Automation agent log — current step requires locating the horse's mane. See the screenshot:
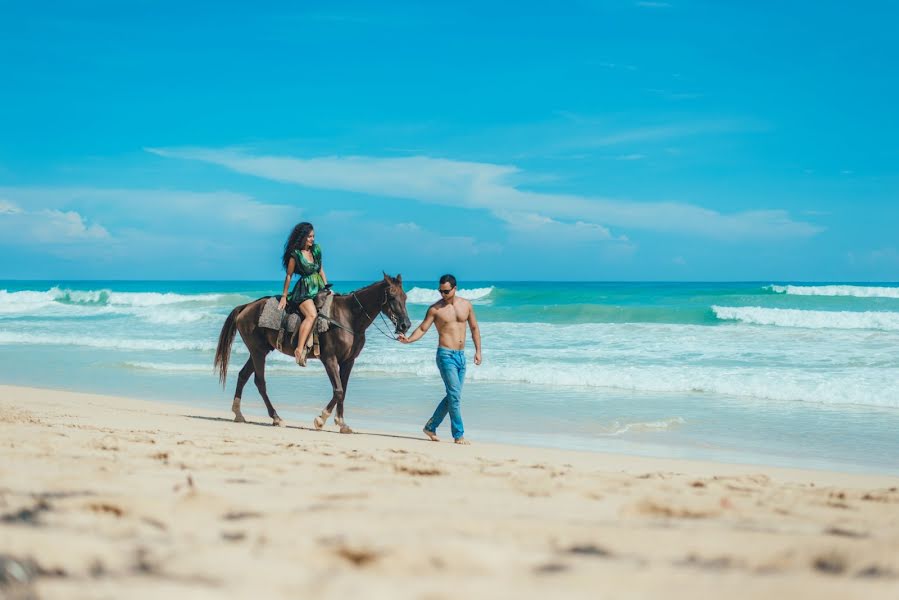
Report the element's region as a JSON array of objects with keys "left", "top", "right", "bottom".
[{"left": 335, "top": 278, "right": 388, "bottom": 298}]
